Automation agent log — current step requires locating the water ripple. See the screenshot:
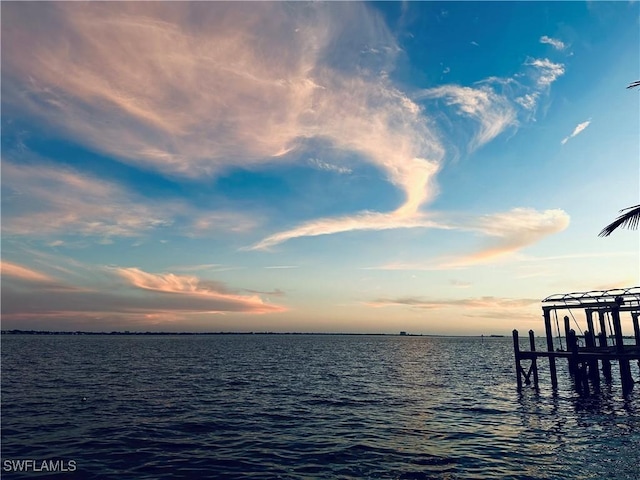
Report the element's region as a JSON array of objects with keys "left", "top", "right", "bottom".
[{"left": 2, "top": 335, "right": 639, "bottom": 479}]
